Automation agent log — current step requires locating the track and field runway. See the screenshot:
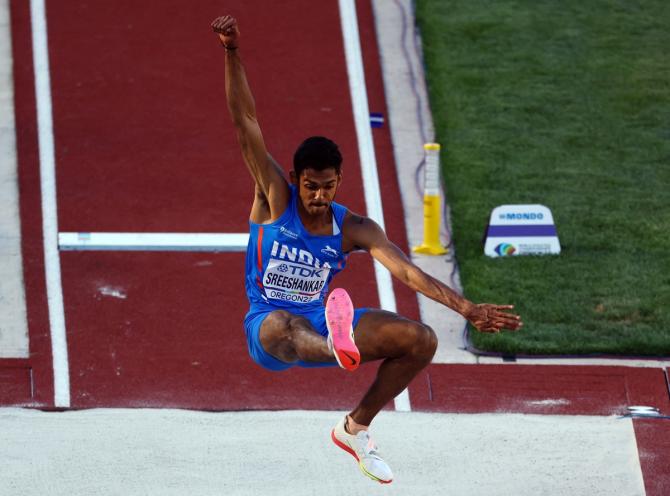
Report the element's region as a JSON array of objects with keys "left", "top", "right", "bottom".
[{"left": 2, "top": 0, "right": 669, "bottom": 494}]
